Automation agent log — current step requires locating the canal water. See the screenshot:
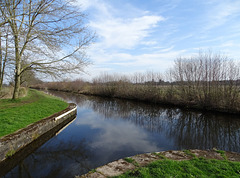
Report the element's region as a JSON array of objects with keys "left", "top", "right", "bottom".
[{"left": 3, "top": 91, "right": 240, "bottom": 177}]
